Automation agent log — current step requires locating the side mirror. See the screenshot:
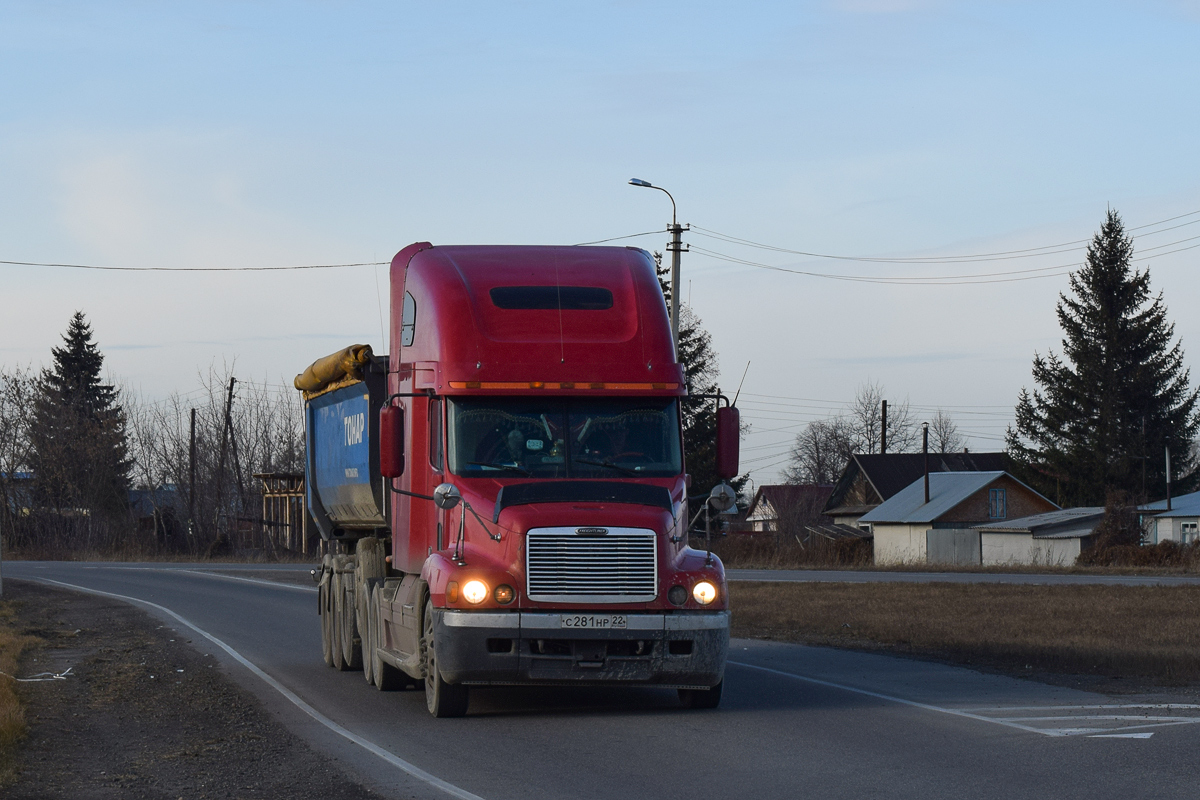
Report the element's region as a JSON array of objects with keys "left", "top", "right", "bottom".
[
  {"left": 716, "top": 406, "right": 740, "bottom": 480},
  {"left": 433, "top": 483, "right": 462, "bottom": 510},
  {"left": 380, "top": 405, "right": 405, "bottom": 478},
  {"left": 708, "top": 482, "right": 737, "bottom": 513}
]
